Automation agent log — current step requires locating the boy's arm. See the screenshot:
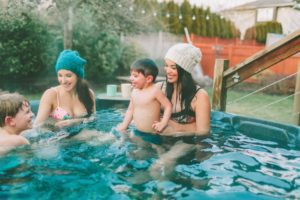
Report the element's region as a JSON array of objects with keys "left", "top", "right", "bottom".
[
  {"left": 116, "top": 100, "right": 134, "bottom": 131},
  {"left": 152, "top": 89, "right": 172, "bottom": 132}
]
